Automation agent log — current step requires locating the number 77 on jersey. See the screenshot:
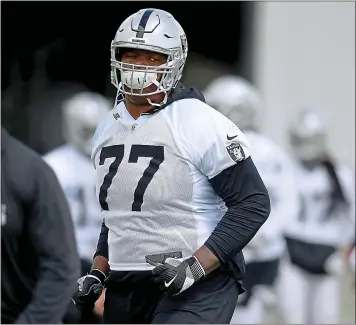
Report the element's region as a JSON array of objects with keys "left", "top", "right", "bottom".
[{"left": 98, "top": 144, "right": 164, "bottom": 212}]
